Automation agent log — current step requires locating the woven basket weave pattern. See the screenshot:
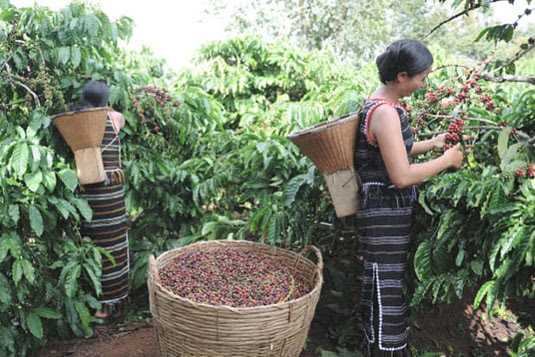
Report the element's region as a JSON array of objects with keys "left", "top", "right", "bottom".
[
  {"left": 147, "top": 240, "right": 323, "bottom": 357},
  {"left": 287, "top": 113, "right": 360, "bottom": 175},
  {"left": 52, "top": 107, "right": 108, "bottom": 150}
]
